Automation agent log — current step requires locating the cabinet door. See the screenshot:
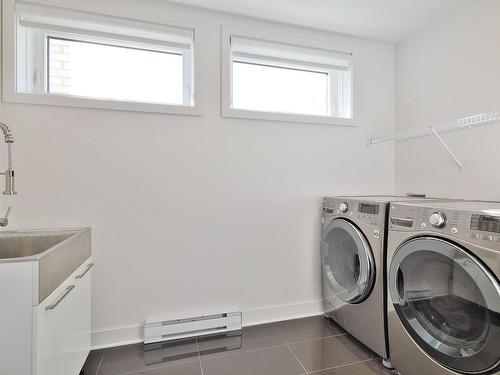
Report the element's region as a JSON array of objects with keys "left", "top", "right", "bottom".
[{"left": 33, "top": 259, "right": 92, "bottom": 375}]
